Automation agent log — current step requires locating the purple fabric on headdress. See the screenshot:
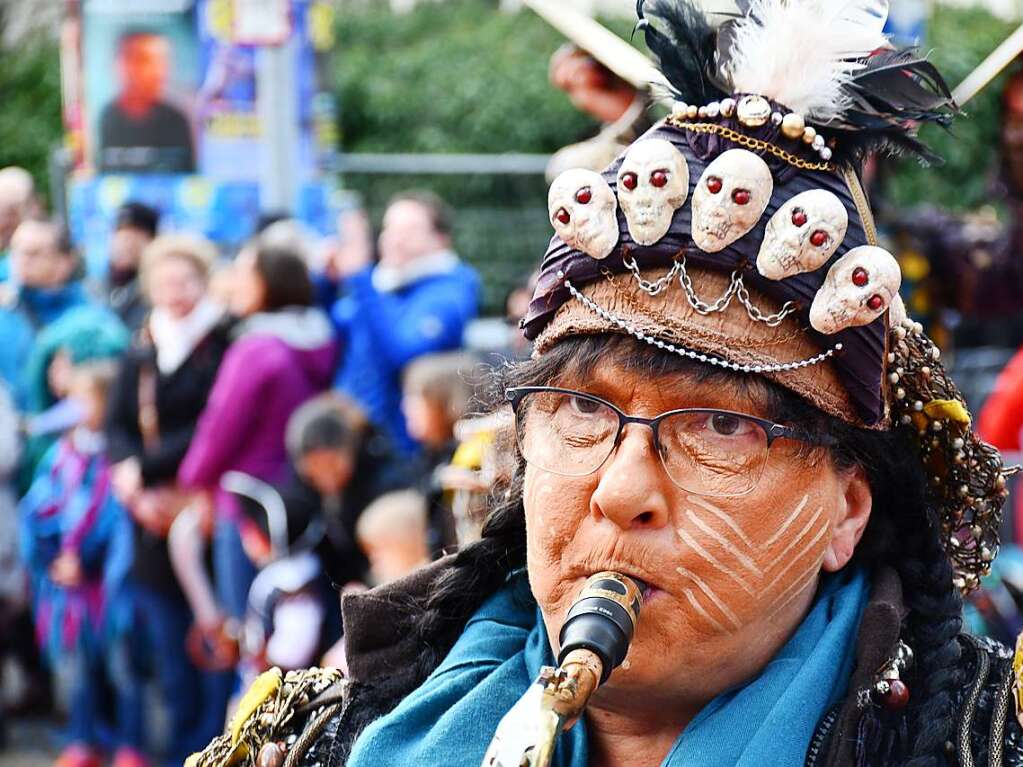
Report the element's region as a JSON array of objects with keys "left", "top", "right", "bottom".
[{"left": 523, "top": 120, "right": 886, "bottom": 426}]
